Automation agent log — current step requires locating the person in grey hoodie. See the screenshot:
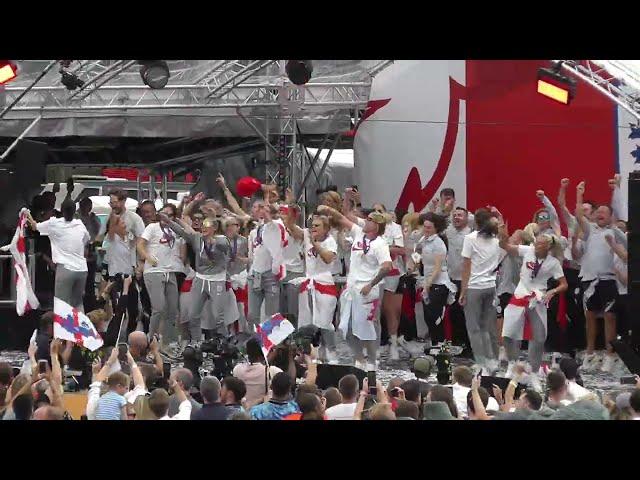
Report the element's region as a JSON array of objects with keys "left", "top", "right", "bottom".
[{"left": 159, "top": 213, "right": 239, "bottom": 341}]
